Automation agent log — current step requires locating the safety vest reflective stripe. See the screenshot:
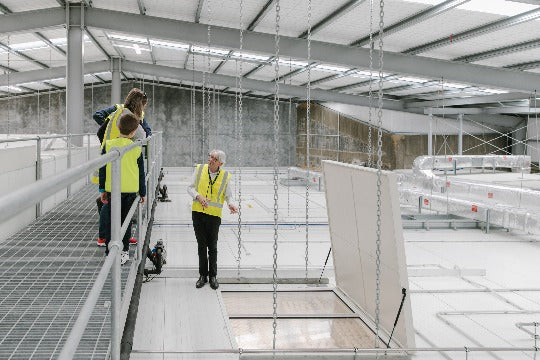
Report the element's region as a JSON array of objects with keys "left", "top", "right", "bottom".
[
  {"left": 216, "top": 170, "right": 229, "bottom": 199},
  {"left": 102, "top": 104, "right": 124, "bottom": 149},
  {"left": 195, "top": 164, "right": 204, "bottom": 188},
  {"left": 207, "top": 201, "right": 223, "bottom": 208}
]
